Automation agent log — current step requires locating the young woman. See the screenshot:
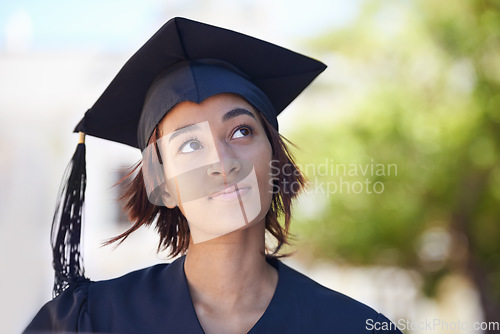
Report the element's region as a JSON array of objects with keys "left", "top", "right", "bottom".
[{"left": 25, "top": 17, "right": 402, "bottom": 334}]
